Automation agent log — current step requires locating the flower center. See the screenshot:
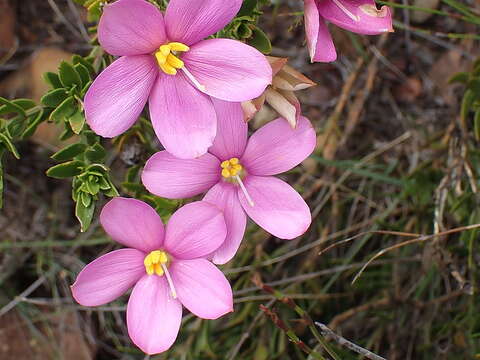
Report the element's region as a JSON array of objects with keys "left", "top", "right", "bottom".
[
  {"left": 220, "top": 158, "right": 254, "bottom": 207},
  {"left": 155, "top": 42, "right": 189, "bottom": 75},
  {"left": 221, "top": 157, "right": 243, "bottom": 178},
  {"left": 144, "top": 250, "right": 177, "bottom": 298}
]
